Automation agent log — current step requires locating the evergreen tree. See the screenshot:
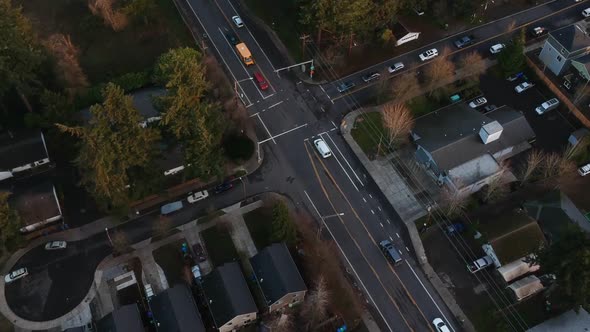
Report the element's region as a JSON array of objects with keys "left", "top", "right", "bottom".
[
  {"left": 0, "top": 192, "right": 23, "bottom": 253},
  {"left": 271, "top": 201, "right": 297, "bottom": 245}
]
